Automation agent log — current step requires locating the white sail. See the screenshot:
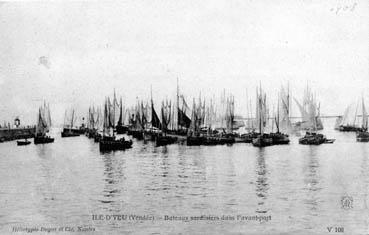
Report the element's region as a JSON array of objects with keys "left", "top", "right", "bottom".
[{"left": 294, "top": 85, "right": 323, "bottom": 130}]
